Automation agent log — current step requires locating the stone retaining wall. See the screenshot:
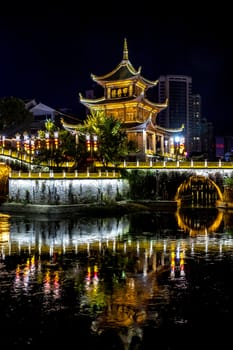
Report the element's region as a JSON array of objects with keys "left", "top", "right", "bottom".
[{"left": 8, "top": 178, "right": 129, "bottom": 205}]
